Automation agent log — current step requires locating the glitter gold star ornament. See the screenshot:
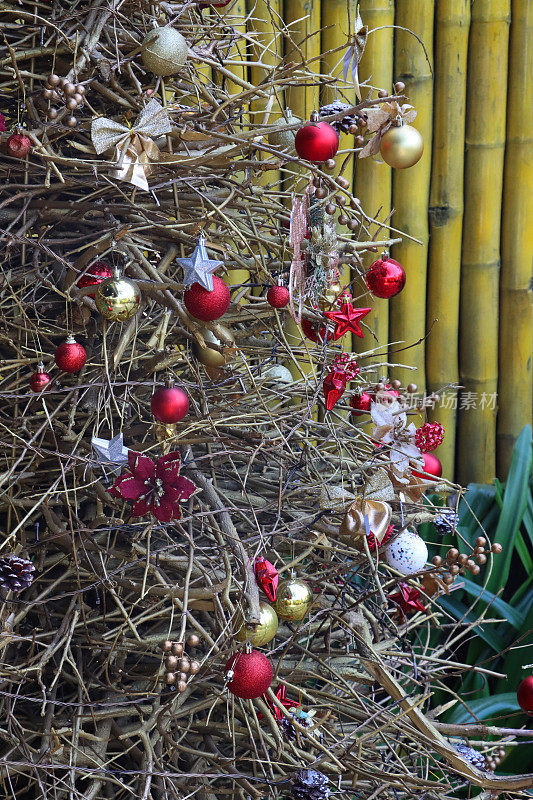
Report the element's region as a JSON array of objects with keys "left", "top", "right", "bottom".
[
  {"left": 177, "top": 238, "right": 223, "bottom": 291},
  {"left": 323, "top": 298, "right": 371, "bottom": 340}
]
